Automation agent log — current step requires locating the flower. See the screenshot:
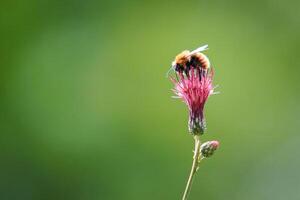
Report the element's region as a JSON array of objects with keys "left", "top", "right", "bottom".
[
  {"left": 169, "top": 46, "right": 216, "bottom": 135},
  {"left": 200, "top": 140, "right": 220, "bottom": 158}
]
